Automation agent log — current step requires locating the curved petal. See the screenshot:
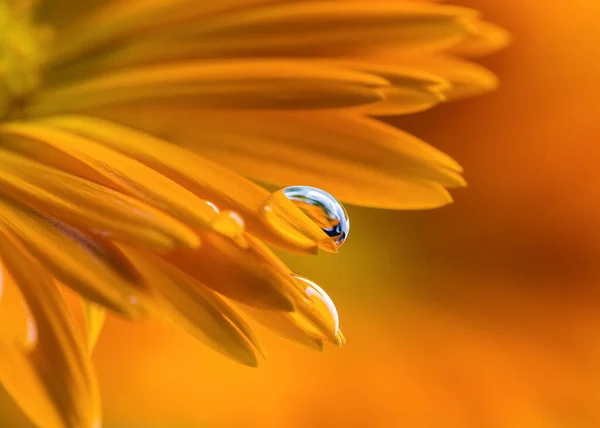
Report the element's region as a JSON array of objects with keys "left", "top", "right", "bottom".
[
  {"left": 50, "top": 0, "right": 274, "bottom": 65},
  {"left": 0, "top": 121, "right": 228, "bottom": 237},
  {"left": 0, "top": 144, "right": 199, "bottom": 251},
  {"left": 0, "top": 263, "right": 36, "bottom": 351},
  {"left": 365, "top": 86, "right": 445, "bottom": 116},
  {"left": 330, "top": 60, "right": 450, "bottom": 115},
  {"left": 30, "top": 61, "right": 388, "bottom": 115},
  {"left": 50, "top": 1, "right": 477, "bottom": 78},
  {"left": 245, "top": 306, "right": 324, "bottom": 352},
  {"left": 167, "top": 233, "right": 340, "bottom": 343},
  {"left": 0, "top": 229, "right": 101, "bottom": 428},
  {"left": 89, "top": 107, "right": 463, "bottom": 209},
  {"left": 247, "top": 306, "right": 345, "bottom": 350},
  {"left": 0, "top": 199, "right": 148, "bottom": 318},
  {"left": 164, "top": 232, "right": 296, "bottom": 312},
  {"left": 448, "top": 20, "right": 511, "bottom": 57},
  {"left": 81, "top": 300, "right": 106, "bottom": 353},
  {"left": 406, "top": 56, "right": 499, "bottom": 101},
  {"left": 120, "top": 246, "right": 264, "bottom": 366},
  {"left": 43, "top": 115, "right": 337, "bottom": 253},
  {"left": 247, "top": 237, "right": 341, "bottom": 343}
]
